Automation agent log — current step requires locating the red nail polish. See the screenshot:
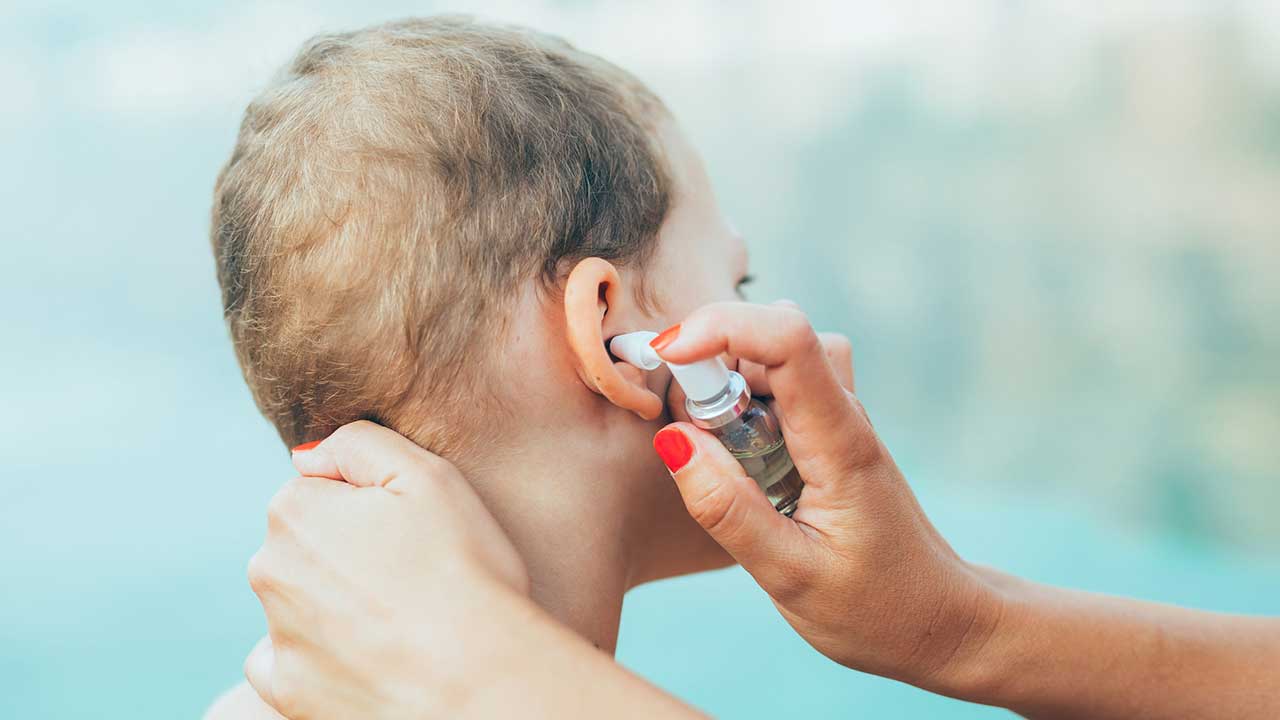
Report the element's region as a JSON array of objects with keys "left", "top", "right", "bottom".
[
  {"left": 650, "top": 323, "right": 682, "bottom": 353},
  {"left": 292, "top": 440, "right": 321, "bottom": 453},
  {"left": 653, "top": 427, "right": 693, "bottom": 472}
]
